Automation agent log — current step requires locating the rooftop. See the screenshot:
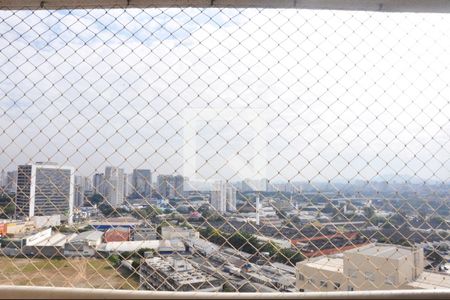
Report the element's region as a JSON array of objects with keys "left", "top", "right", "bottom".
[
  {"left": 96, "top": 239, "right": 185, "bottom": 253},
  {"left": 70, "top": 230, "right": 104, "bottom": 243},
  {"left": 345, "top": 243, "right": 414, "bottom": 260},
  {"left": 408, "top": 271, "right": 450, "bottom": 289},
  {"left": 302, "top": 257, "right": 344, "bottom": 273},
  {"left": 143, "top": 256, "right": 218, "bottom": 285},
  {"left": 29, "top": 233, "right": 76, "bottom": 247}
]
